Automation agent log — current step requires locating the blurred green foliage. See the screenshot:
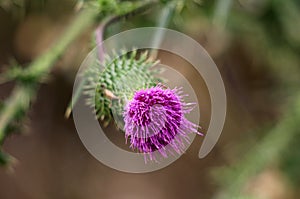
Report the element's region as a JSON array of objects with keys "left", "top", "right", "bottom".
[
  {"left": 281, "top": 132, "right": 300, "bottom": 187},
  {"left": 188, "top": 0, "right": 300, "bottom": 198},
  {"left": 0, "top": 0, "right": 160, "bottom": 165},
  {"left": 0, "top": 0, "right": 300, "bottom": 198}
]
